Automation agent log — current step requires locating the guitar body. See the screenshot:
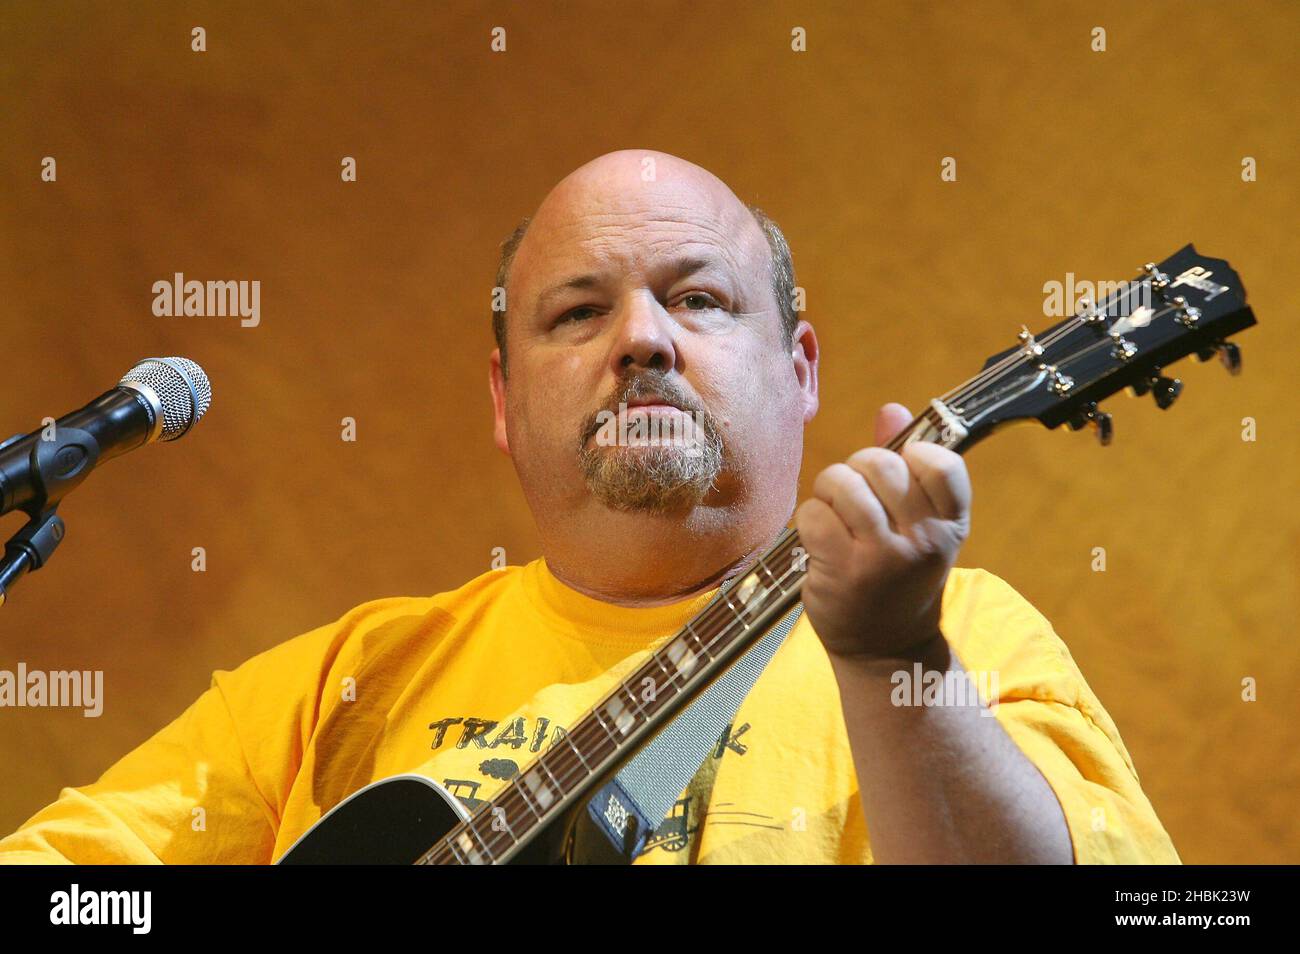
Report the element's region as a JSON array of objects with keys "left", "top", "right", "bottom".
[{"left": 276, "top": 774, "right": 575, "bottom": 864}]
